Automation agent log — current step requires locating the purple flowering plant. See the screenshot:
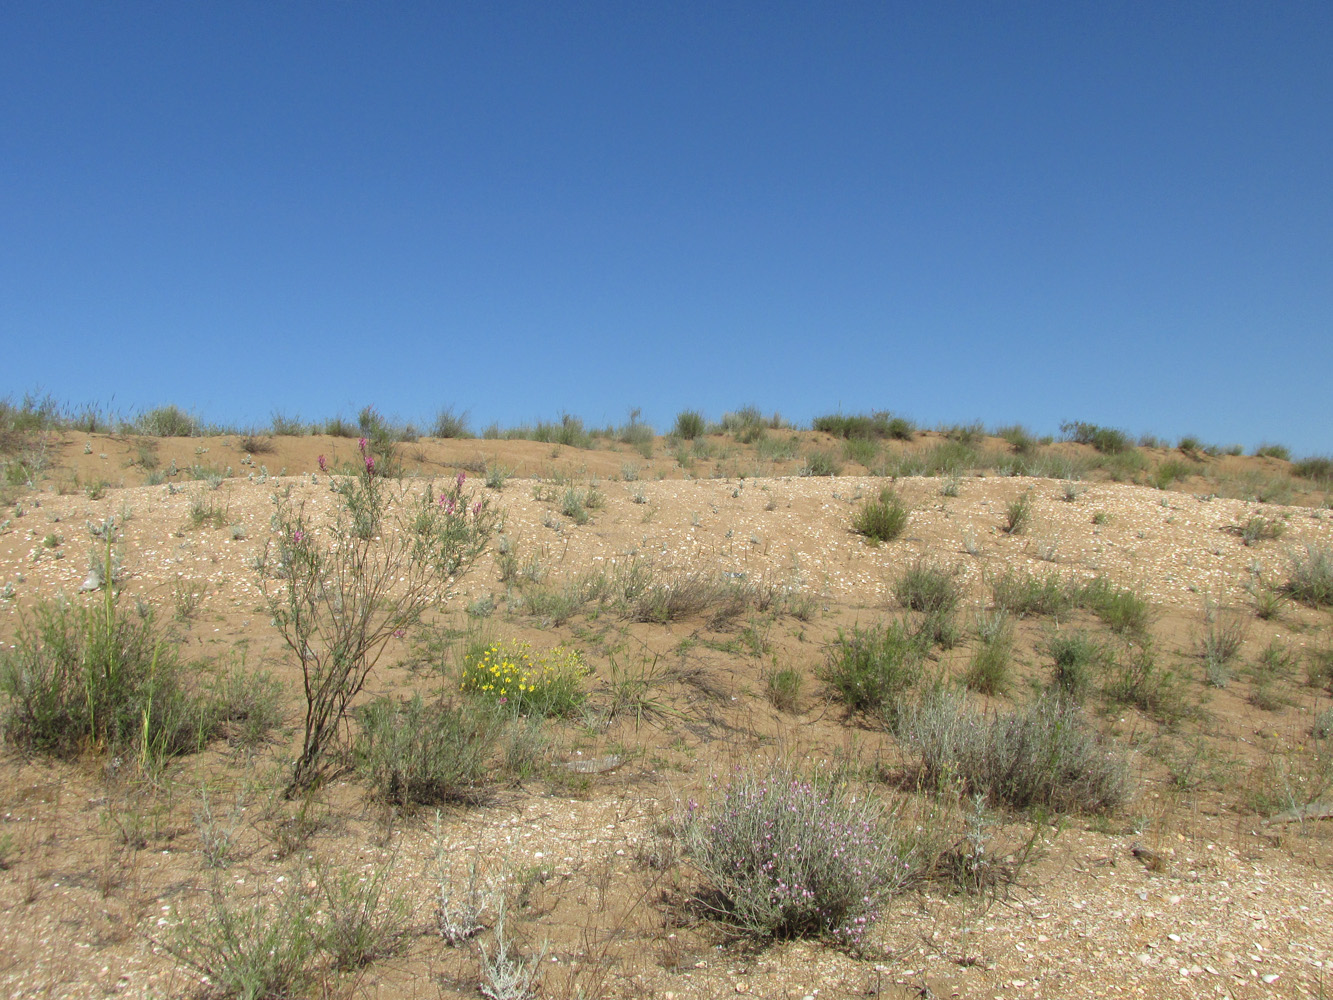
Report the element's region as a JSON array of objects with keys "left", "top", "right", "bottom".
[{"left": 680, "top": 764, "right": 918, "bottom": 945}]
